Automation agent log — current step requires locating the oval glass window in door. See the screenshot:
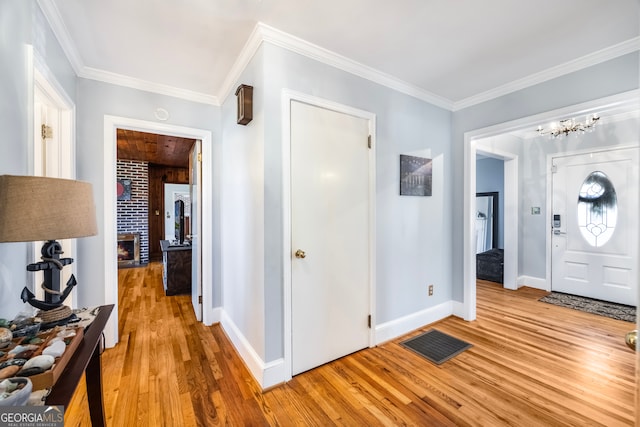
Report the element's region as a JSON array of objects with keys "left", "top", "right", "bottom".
[{"left": 577, "top": 171, "right": 617, "bottom": 247}]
